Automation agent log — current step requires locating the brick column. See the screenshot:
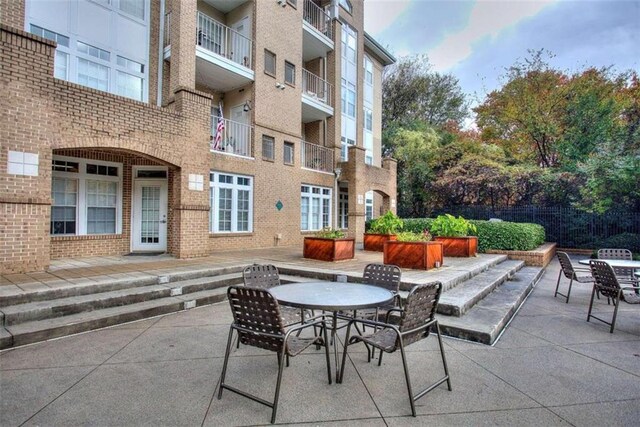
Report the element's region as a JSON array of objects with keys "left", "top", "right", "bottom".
[
  {"left": 382, "top": 157, "right": 398, "bottom": 214},
  {"left": 346, "top": 145, "right": 367, "bottom": 243},
  {"left": 168, "top": 0, "right": 197, "bottom": 97}
]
